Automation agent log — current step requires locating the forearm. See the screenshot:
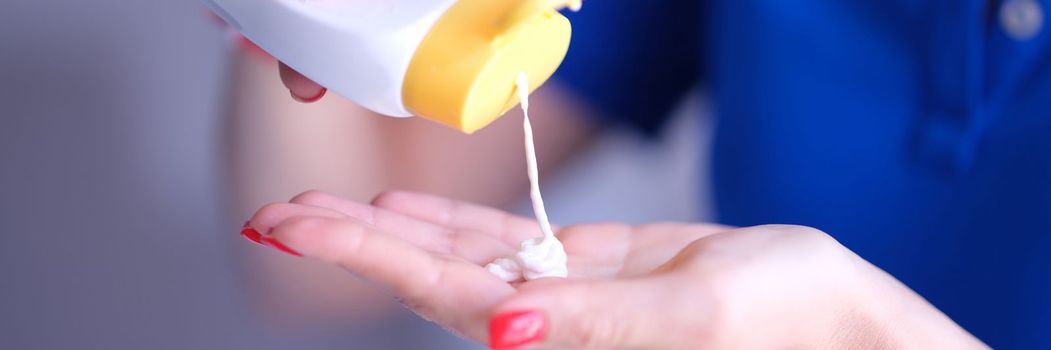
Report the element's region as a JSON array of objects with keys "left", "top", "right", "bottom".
[{"left": 225, "top": 51, "right": 398, "bottom": 324}]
